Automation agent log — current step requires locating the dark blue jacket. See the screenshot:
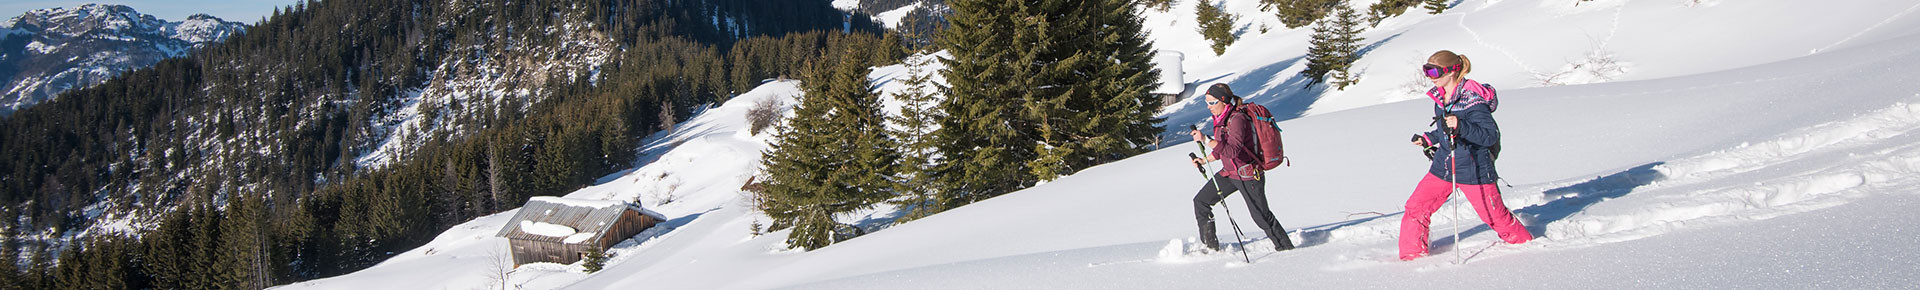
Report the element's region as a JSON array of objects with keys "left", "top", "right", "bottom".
[{"left": 1419, "top": 81, "right": 1499, "bottom": 185}]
